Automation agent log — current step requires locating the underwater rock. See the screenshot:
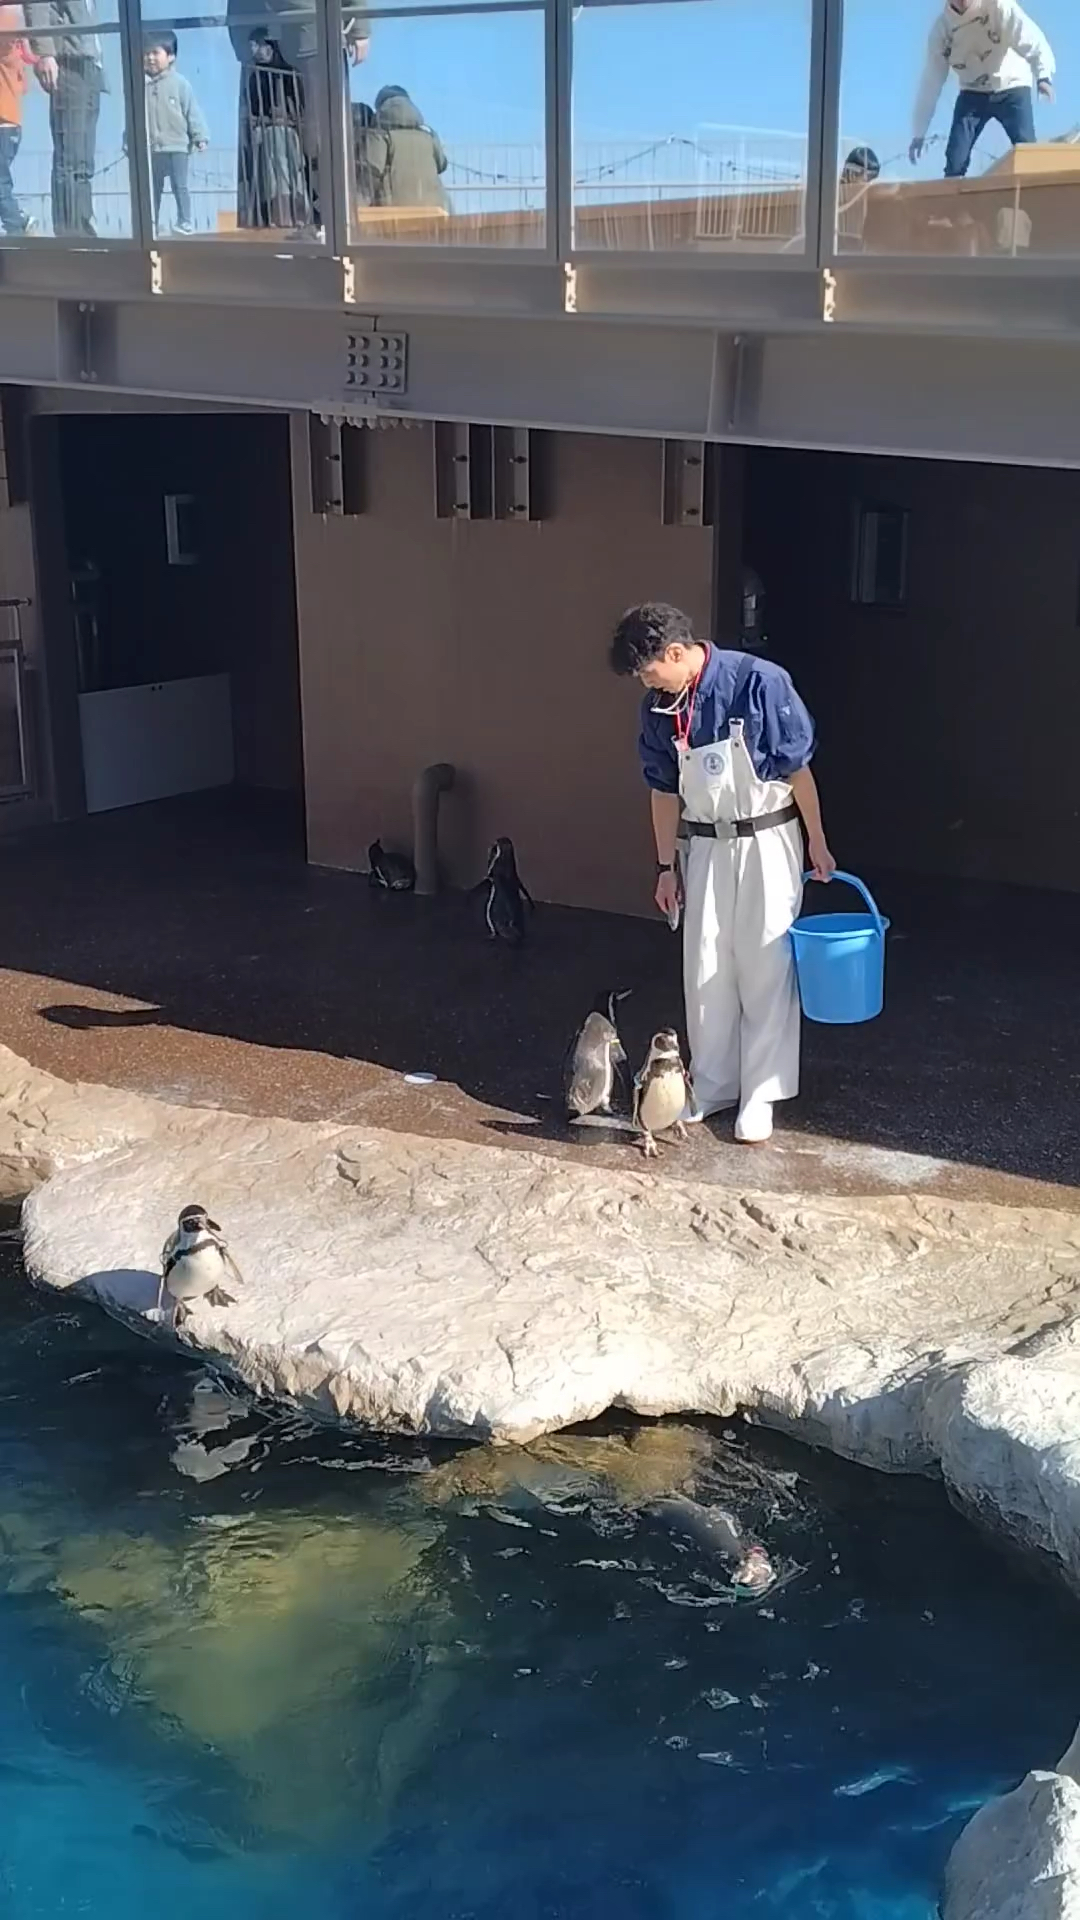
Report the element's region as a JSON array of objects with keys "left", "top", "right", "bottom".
[{"left": 0, "top": 1490, "right": 453, "bottom": 1845}]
